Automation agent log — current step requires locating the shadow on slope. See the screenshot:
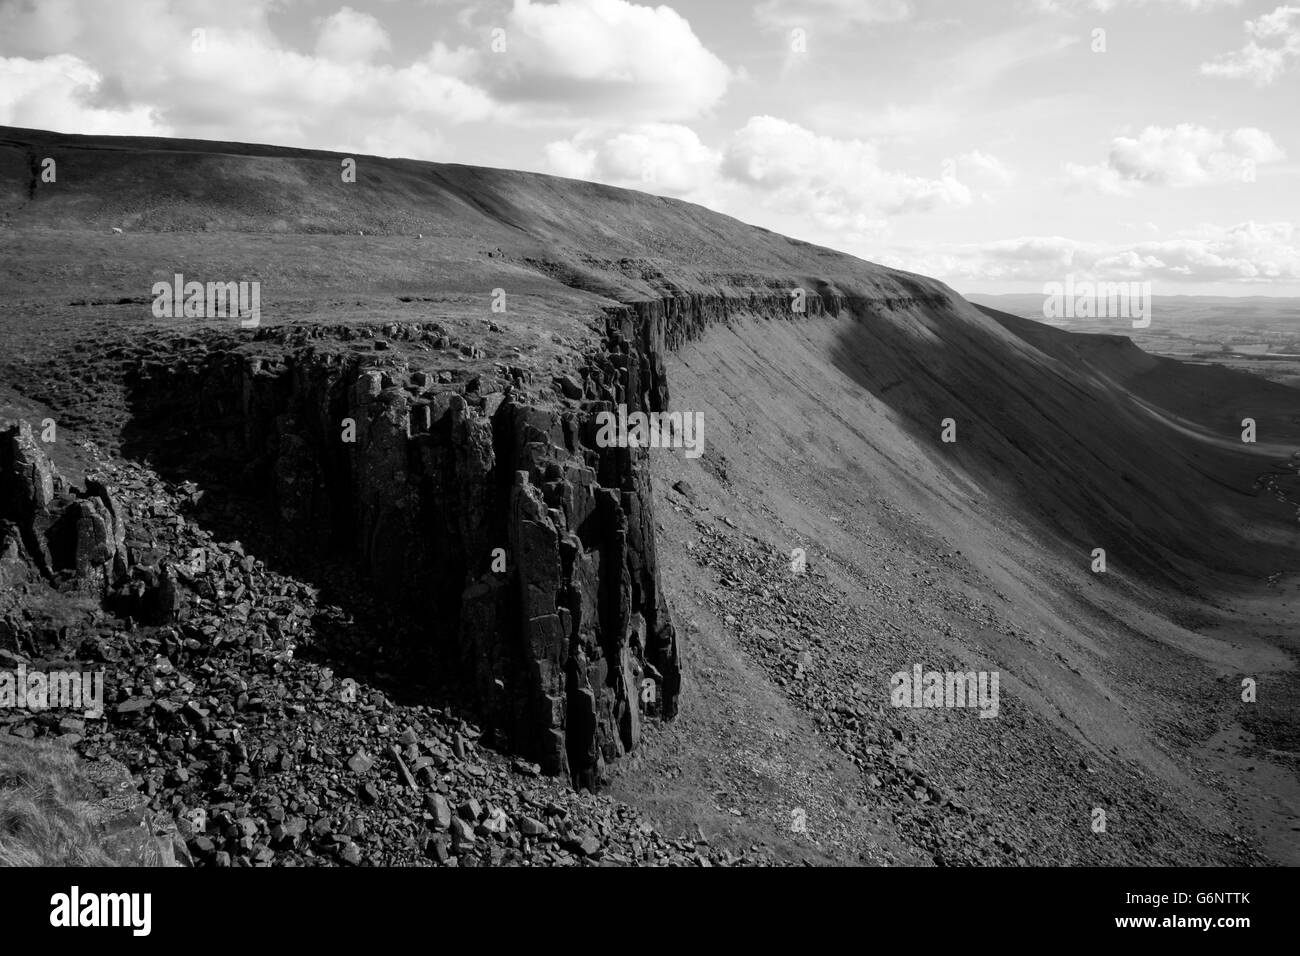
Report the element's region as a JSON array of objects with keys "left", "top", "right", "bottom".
[{"left": 826, "top": 297, "right": 1300, "bottom": 593}]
